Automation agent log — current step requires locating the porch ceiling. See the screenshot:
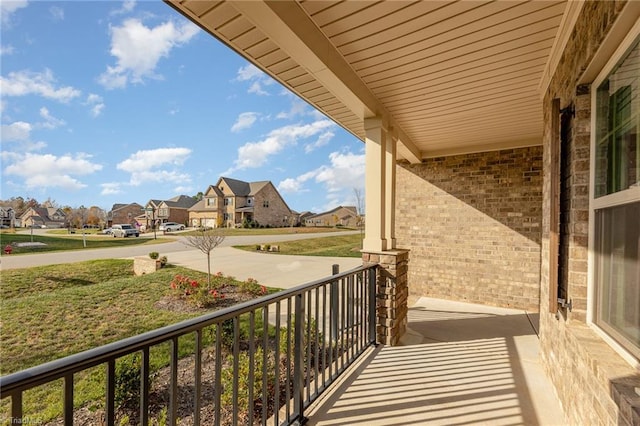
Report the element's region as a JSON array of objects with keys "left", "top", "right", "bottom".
[{"left": 166, "top": 0, "right": 573, "bottom": 161}]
